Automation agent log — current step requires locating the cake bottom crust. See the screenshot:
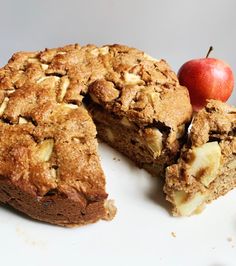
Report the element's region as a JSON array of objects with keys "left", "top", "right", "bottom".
[{"left": 0, "top": 179, "right": 115, "bottom": 227}]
